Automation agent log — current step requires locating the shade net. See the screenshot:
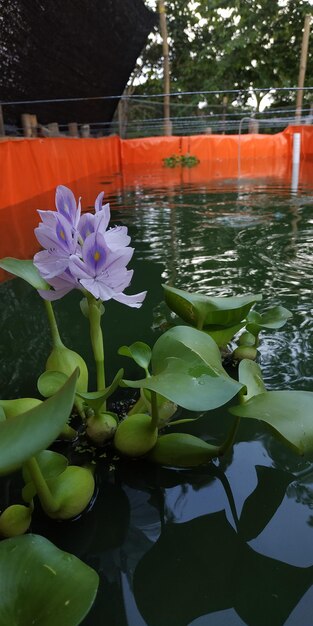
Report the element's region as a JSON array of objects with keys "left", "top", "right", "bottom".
[{"left": 0, "top": 0, "right": 156, "bottom": 132}]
